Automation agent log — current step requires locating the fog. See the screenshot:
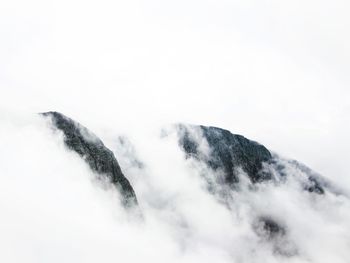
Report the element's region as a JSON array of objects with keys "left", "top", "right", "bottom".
[
  {"left": 1, "top": 0, "right": 350, "bottom": 262},
  {"left": 1, "top": 114, "right": 350, "bottom": 262}
]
